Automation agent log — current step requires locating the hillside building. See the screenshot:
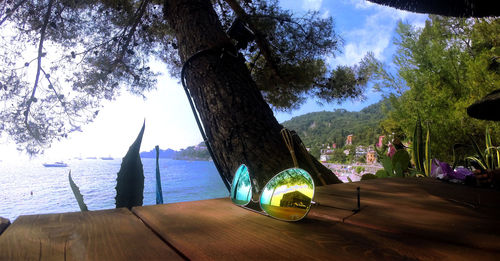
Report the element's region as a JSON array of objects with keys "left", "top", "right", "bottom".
[
  {"left": 377, "top": 135, "right": 385, "bottom": 147},
  {"left": 345, "top": 135, "right": 353, "bottom": 145},
  {"left": 366, "top": 150, "right": 376, "bottom": 164}
]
